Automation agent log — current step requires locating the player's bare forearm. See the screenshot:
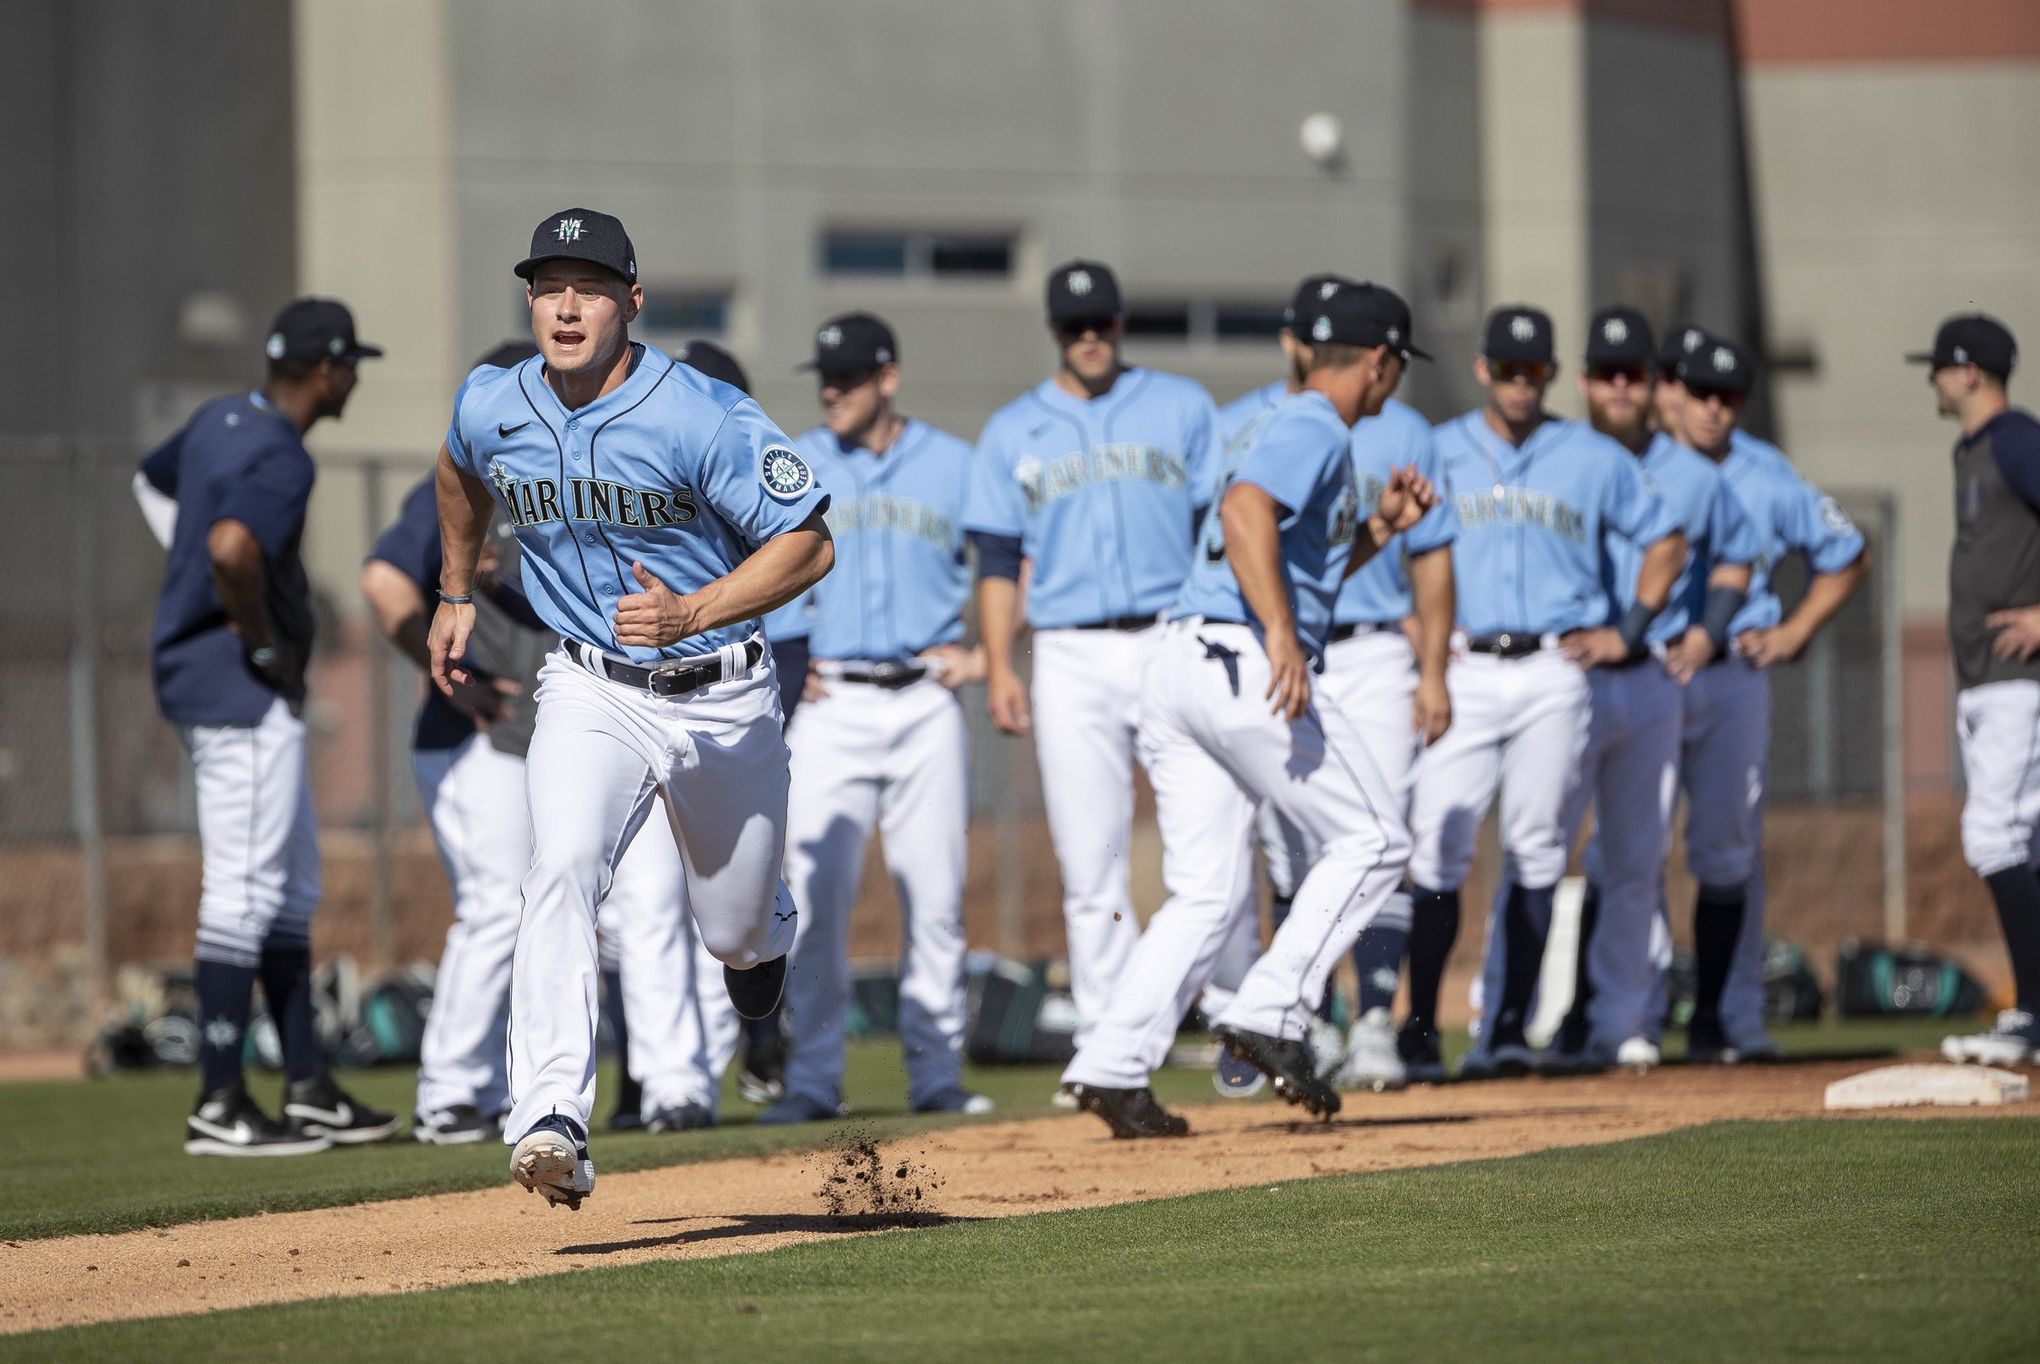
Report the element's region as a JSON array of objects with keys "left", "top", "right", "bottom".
[
  {"left": 435, "top": 446, "right": 494, "bottom": 596},
  {"left": 1409, "top": 547, "right": 1454, "bottom": 685},
  {"left": 1784, "top": 549, "right": 1869, "bottom": 642},
  {"left": 206, "top": 518, "right": 272, "bottom": 650},
  {"left": 975, "top": 576, "right": 1024, "bottom": 675},
  {"left": 1631, "top": 531, "right": 1688, "bottom": 611},
  {"left": 361, "top": 560, "right": 432, "bottom": 671},
  {"left": 1220, "top": 483, "right": 1296, "bottom": 639},
  {"left": 628, "top": 515, "right": 834, "bottom": 647}
]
